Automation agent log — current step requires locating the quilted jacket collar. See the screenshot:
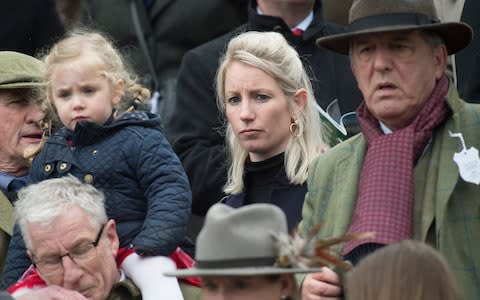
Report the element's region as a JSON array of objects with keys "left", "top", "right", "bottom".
[{"left": 60, "top": 110, "right": 162, "bottom": 146}]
